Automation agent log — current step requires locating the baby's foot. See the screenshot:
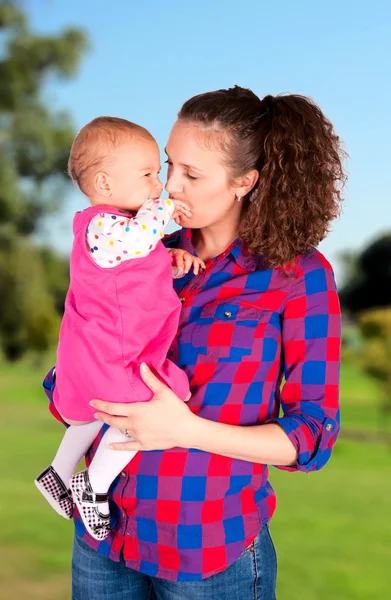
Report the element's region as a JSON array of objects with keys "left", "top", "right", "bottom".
[
  {"left": 35, "top": 465, "right": 74, "bottom": 519},
  {"left": 70, "top": 470, "right": 111, "bottom": 541}
]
